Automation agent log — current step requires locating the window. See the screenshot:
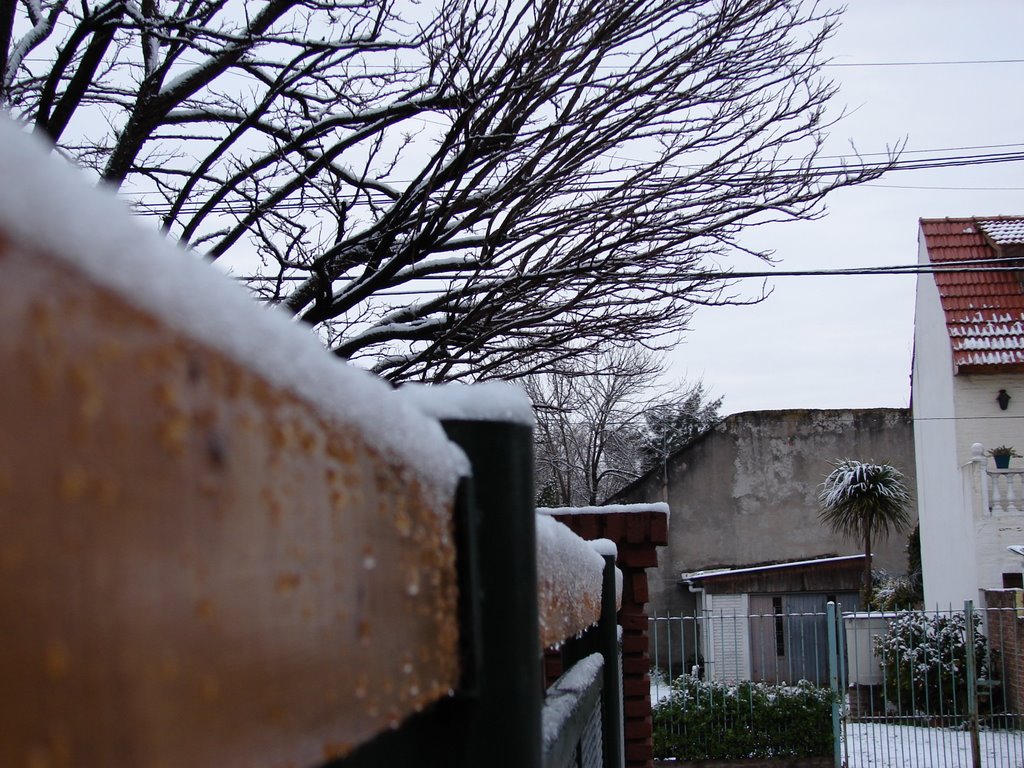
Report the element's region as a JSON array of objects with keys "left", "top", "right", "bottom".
[
  {"left": 1003, "top": 572, "right": 1023, "bottom": 589},
  {"left": 773, "top": 596, "right": 785, "bottom": 657}
]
